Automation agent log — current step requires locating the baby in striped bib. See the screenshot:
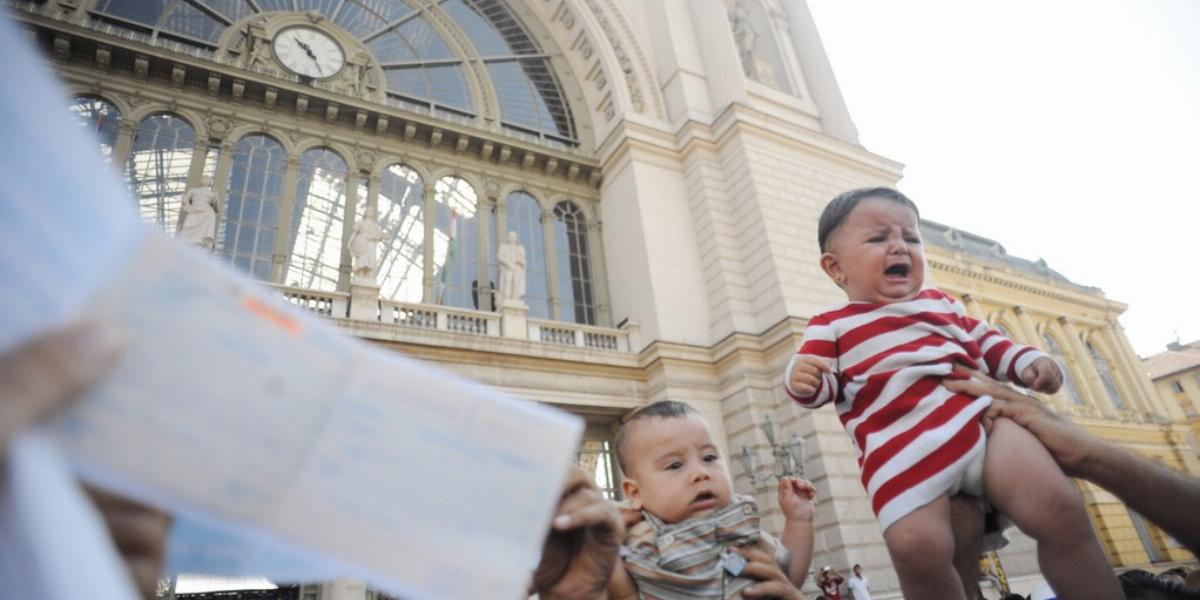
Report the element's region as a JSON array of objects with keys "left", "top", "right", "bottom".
[{"left": 606, "top": 400, "right": 815, "bottom": 599}]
